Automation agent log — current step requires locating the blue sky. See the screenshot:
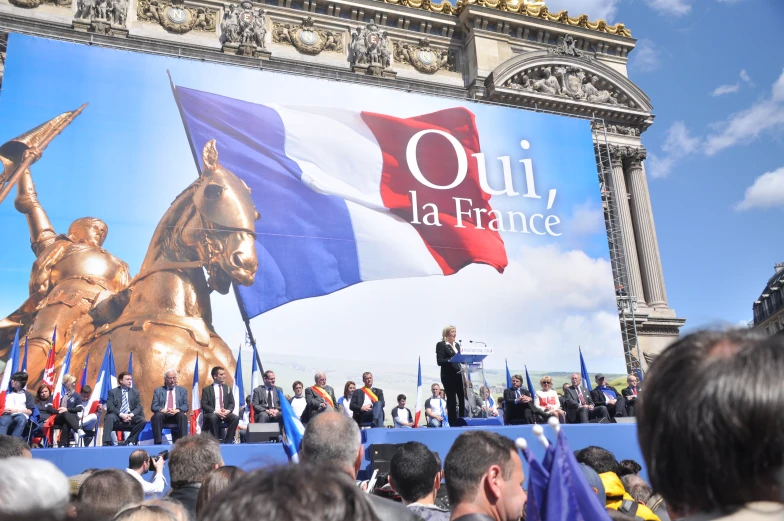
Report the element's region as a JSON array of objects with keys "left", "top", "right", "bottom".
[
  {"left": 546, "top": 0, "right": 784, "bottom": 329},
  {"left": 0, "top": 35, "right": 625, "bottom": 372}
]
